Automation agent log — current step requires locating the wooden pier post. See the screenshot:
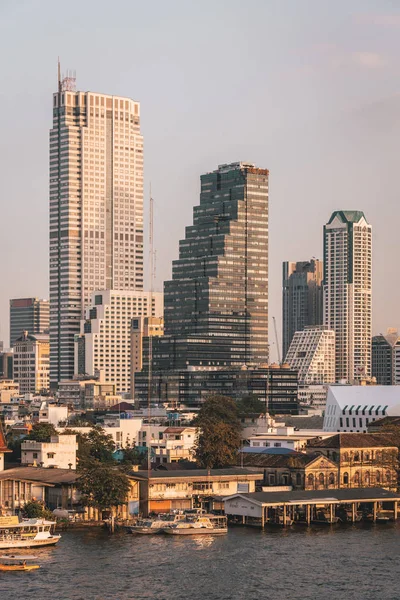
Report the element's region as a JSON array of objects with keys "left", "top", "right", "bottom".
[
  {"left": 261, "top": 507, "right": 265, "bottom": 529},
  {"left": 306, "top": 505, "right": 310, "bottom": 524},
  {"left": 283, "top": 504, "right": 287, "bottom": 527},
  {"left": 329, "top": 504, "right": 333, "bottom": 523},
  {"left": 352, "top": 502, "right": 356, "bottom": 522},
  {"left": 394, "top": 501, "right": 398, "bottom": 521},
  {"left": 373, "top": 502, "right": 377, "bottom": 522}
]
